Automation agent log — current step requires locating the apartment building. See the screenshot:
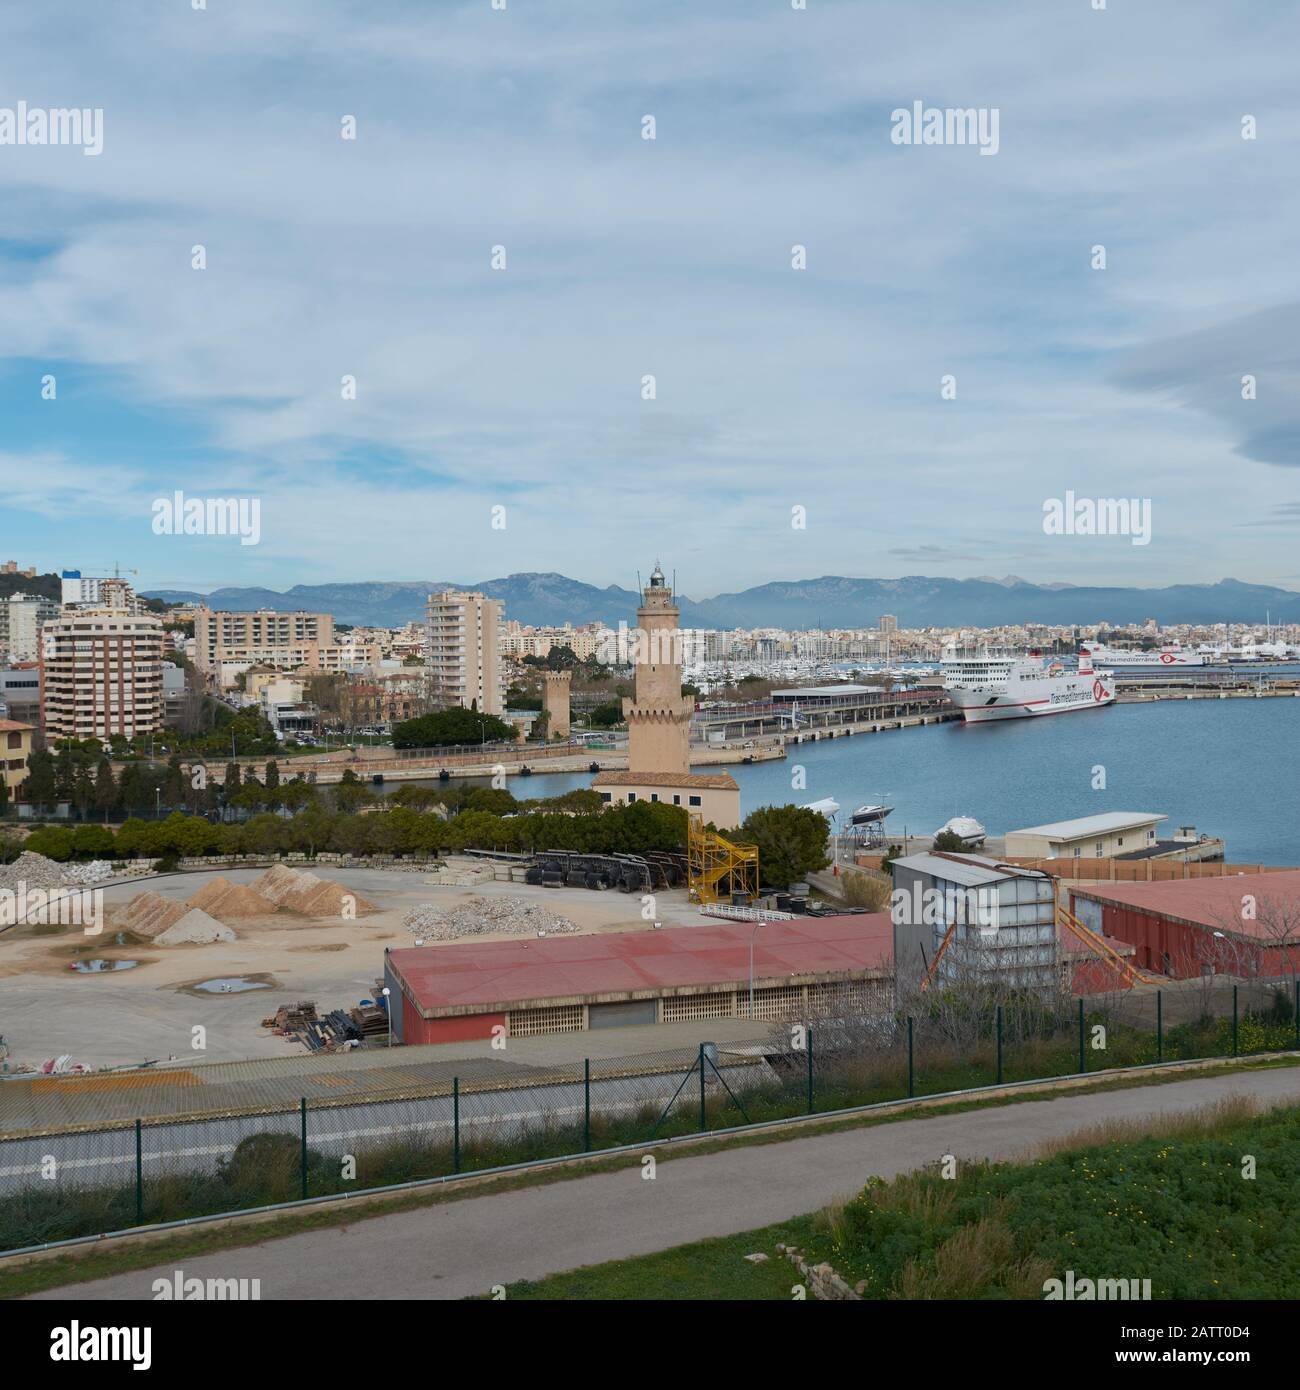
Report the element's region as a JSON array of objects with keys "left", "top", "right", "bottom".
[
  {"left": 316, "top": 637, "right": 383, "bottom": 673},
  {"left": 0, "top": 665, "right": 41, "bottom": 723},
  {"left": 0, "top": 592, "right": 60, "bottom": 662},
  {"left": 194, "top": 608, "right": 334, "bottom": 674},
  {"left": 425, "top": 590, "right": 505, "bottom": 716},
  {"left": 40, "top": 607, "right": 165, "bottom": 740},
  {"left": 0, "top": 718, "right": 34, "bottom": 793}
]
